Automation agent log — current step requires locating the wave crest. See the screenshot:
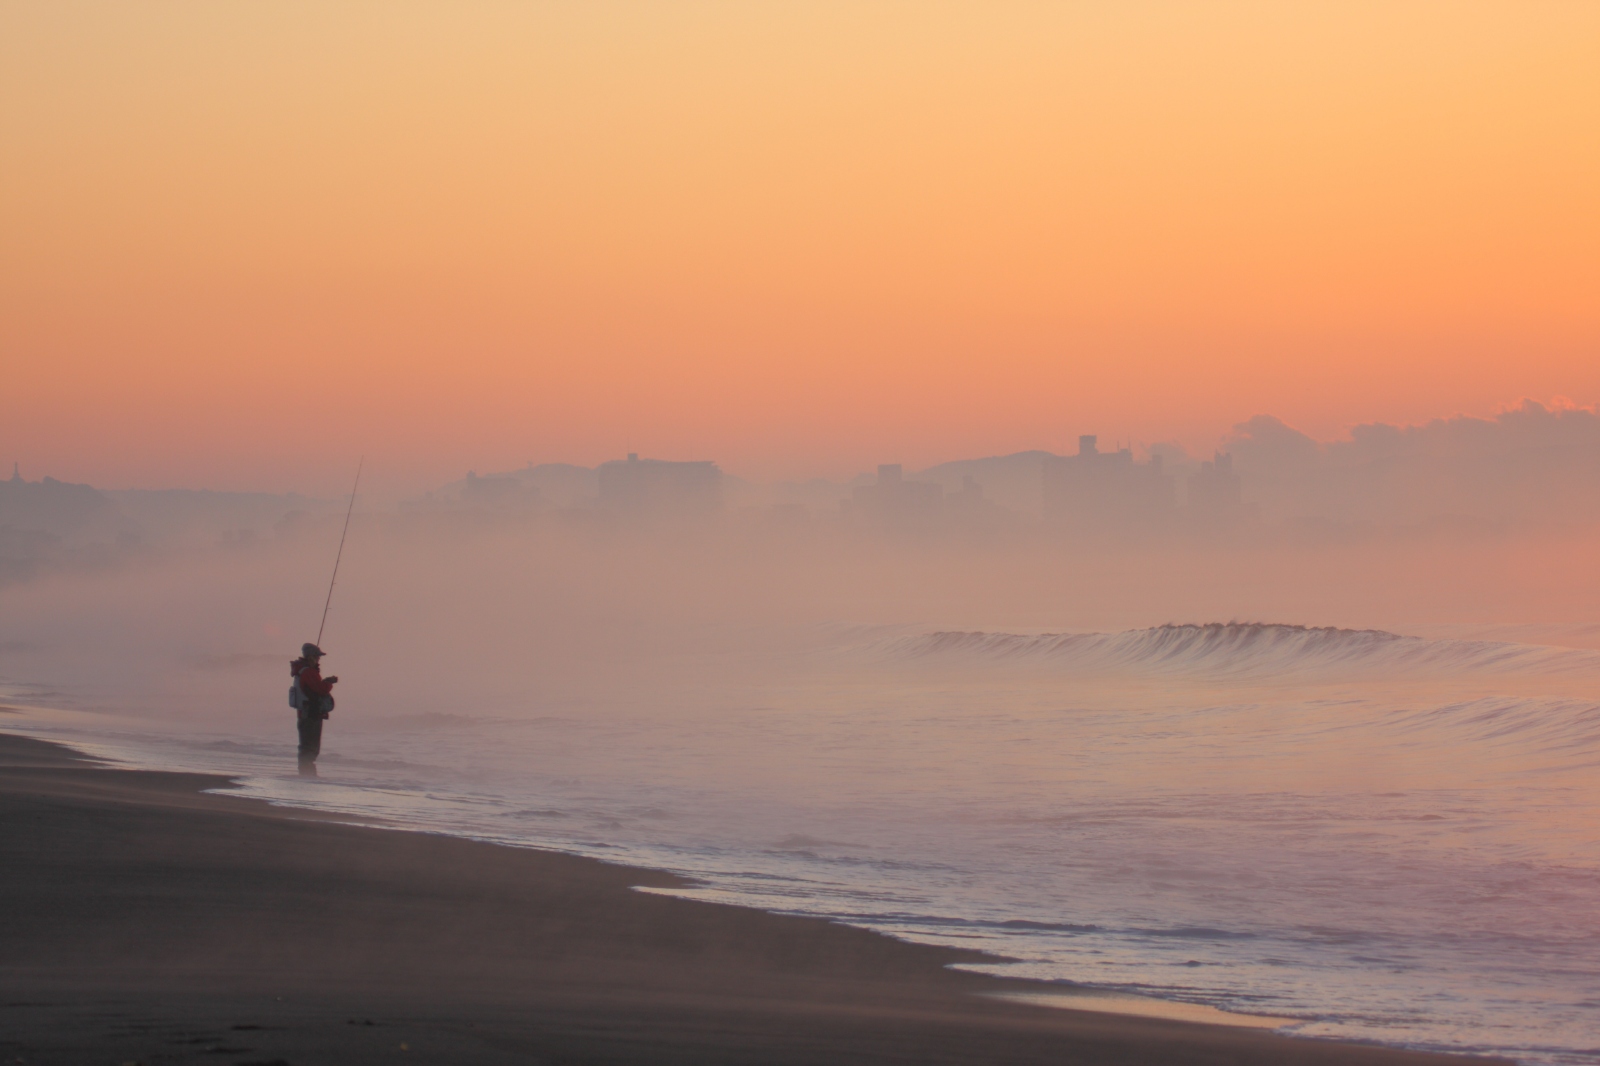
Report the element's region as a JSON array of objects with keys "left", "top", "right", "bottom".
[{"left": 882, "top": 622, "right": 1600, "bottom": 679}]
